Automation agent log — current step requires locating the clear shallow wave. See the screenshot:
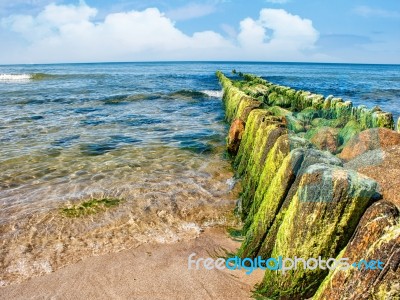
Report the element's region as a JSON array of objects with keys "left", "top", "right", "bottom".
[
  {"left": 0, "top": 62, "right": 399, "bottom": 285},
  {"left": 0, "top": 63, "right": 237, "bottom": 285}
]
